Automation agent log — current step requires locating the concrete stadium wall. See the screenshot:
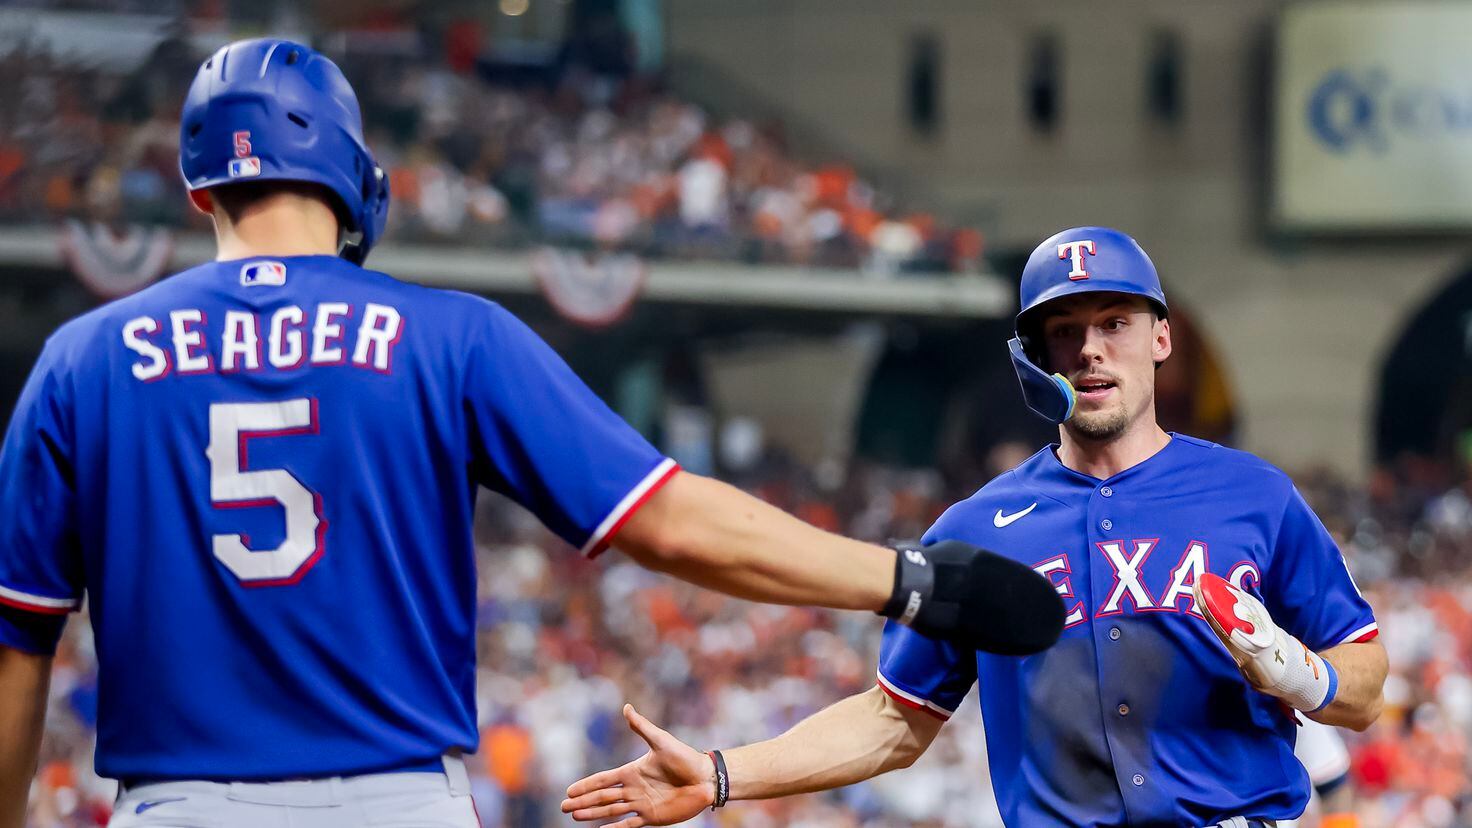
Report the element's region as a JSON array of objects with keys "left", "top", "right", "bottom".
[{"left": 665, "top": 0, "right": 1472, "bottom": 476}]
